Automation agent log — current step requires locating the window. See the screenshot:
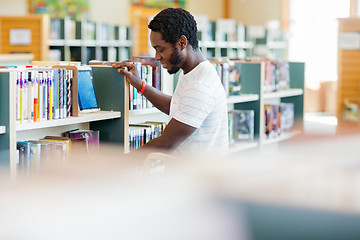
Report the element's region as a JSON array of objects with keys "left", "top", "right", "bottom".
[{"left": 288, "top": 0, "right": 350, "bottom": 89}]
